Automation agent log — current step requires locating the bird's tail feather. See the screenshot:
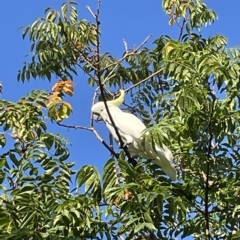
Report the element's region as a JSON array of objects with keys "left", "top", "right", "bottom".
[{"left": 145, "top": 142, "right": 176, "bottom": 180}]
